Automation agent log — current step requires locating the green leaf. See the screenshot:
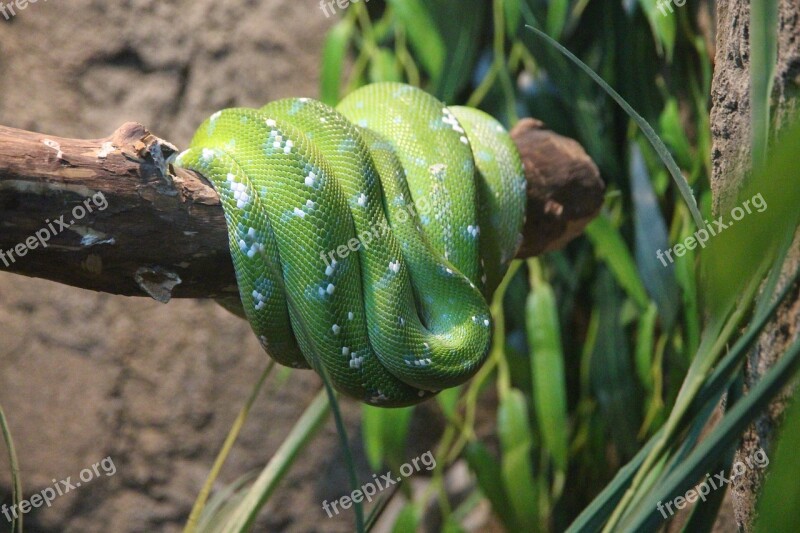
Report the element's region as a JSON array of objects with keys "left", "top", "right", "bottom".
[
  {"left": 369, "top": 48, "right": 403, "bottom": 83},
  {"left": 525, "top": 25, "right": 704, "bottom": 228},
  {"left": 391, "top": 504, "right": 419, "bottom": 533},
  {"left": 566, "top": 427, "right": 664, "bottom": 533},
  {"left": 187, "top": 363, "right": 275, "bottom": 531},
  {"left": 436, "top": 385, "right": 461, "bottom": 420},
  {"left": 636, "top": 0, "right": 676, "bottom": 60},
  {"left": 386, "top": 0, "right": 445, "bottom": 82},
  {"left": 629, "top": 141, "right": 679, "bottom": 330},
  {"left": 750, "top": 0, "right": 778, "bottom": 169},
  {"left": 546, "top": 0, "right": 569, "bottom": 39},
  {"left": 702, "top": 119, "right": 800, "bottom": 319},
  {"left": 464, "top": 441, "right": 519, "bottom": 531},
  {"left": 755, "top": 396, "right": 800, "bottom": 533},
  {"left": 362, "top": 404, "right": 414, "bottom": 471},
  {"left": 673, "top": 207, "right": 701, "bottom": 355},
  {"left": 585, "top": 215, "right": 650, "bottom": 309},
  {"left": 0, "top": 403, "right": 22, "bottom": 533},
  {"left": 196, "top": 472, "right": 257, "bottom": 532},
  {"left": 590, "top": 270, "right": 640, "bottom": 459},
  {"left": 219, "top": 390, "right": 330, "bottom": 533},
  {"left": 568, "top": 271, "right": 798, "bottom": 531},
  {"left": 681, "top": 455, "right": 732, "bottom": 533},
  {"left": 505, "top": 0, "right": 521, "bottom": 37},
  {"left": 634, "top": 303, "right": 658, "bottom": 392},
  {"left": 498, "top": 389, "right": 539, "bottom": 528},
  {"left": 320, "top": 19, "right": 354, "bottom": 106},
  {"left": 658, "top": 99, "right": 693, "bottom": 171},
  {"left": 621, "top": 335, "right": 800, "bottom": 530},
  {"left": 441, "top": 515, "right": 468, "bottom": 533},
  {"left": 424, "top": 0, "right": 486, "bottom": 101},
  {"left": 526, "top": 266, "right": 569, "bottom": 472}
]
